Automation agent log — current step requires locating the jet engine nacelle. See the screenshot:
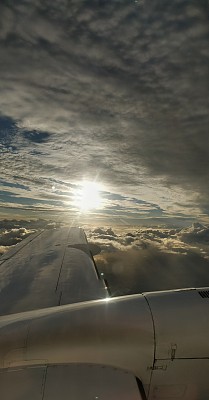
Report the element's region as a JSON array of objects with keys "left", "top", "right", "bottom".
[{"left": 0, "top": 288, "right": 209, "bottom": 399}]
